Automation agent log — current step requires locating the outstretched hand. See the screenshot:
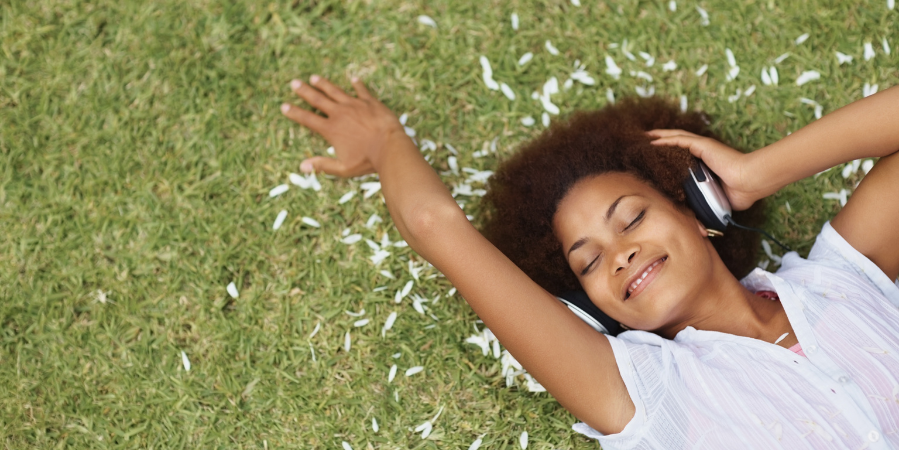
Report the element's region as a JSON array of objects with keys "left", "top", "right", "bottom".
[
  {"left": 647, "top": 129, "right": 762, "bottom": 211},
  {"left": 280, "top": 75, "right": 405, "bottom": 177}
]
